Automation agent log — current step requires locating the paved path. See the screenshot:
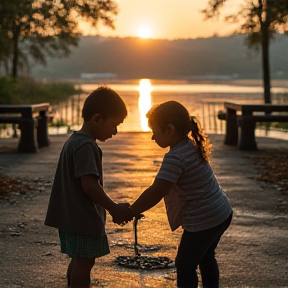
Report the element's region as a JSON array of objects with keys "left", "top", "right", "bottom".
[{"left": 0, "top": 133, "right": 288, "bottom": 288}]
